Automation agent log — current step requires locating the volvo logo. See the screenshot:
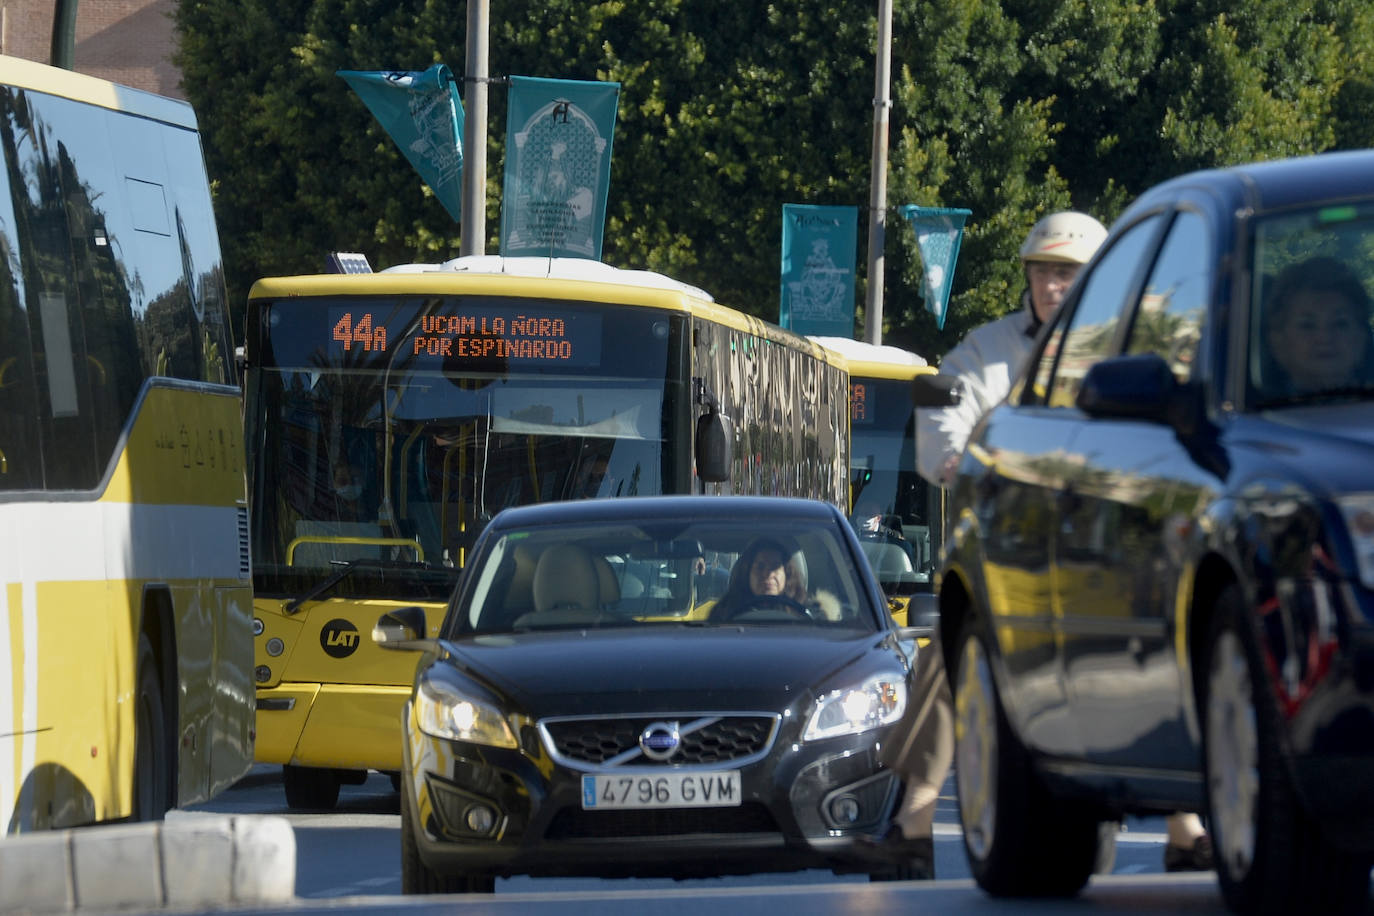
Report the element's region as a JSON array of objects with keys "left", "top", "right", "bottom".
[
  {"left": 639, "top": 721, "right": 682, "bottom": 761},
  {"left": 320, "top": 618, "right": 360, "bottom": 658}
]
